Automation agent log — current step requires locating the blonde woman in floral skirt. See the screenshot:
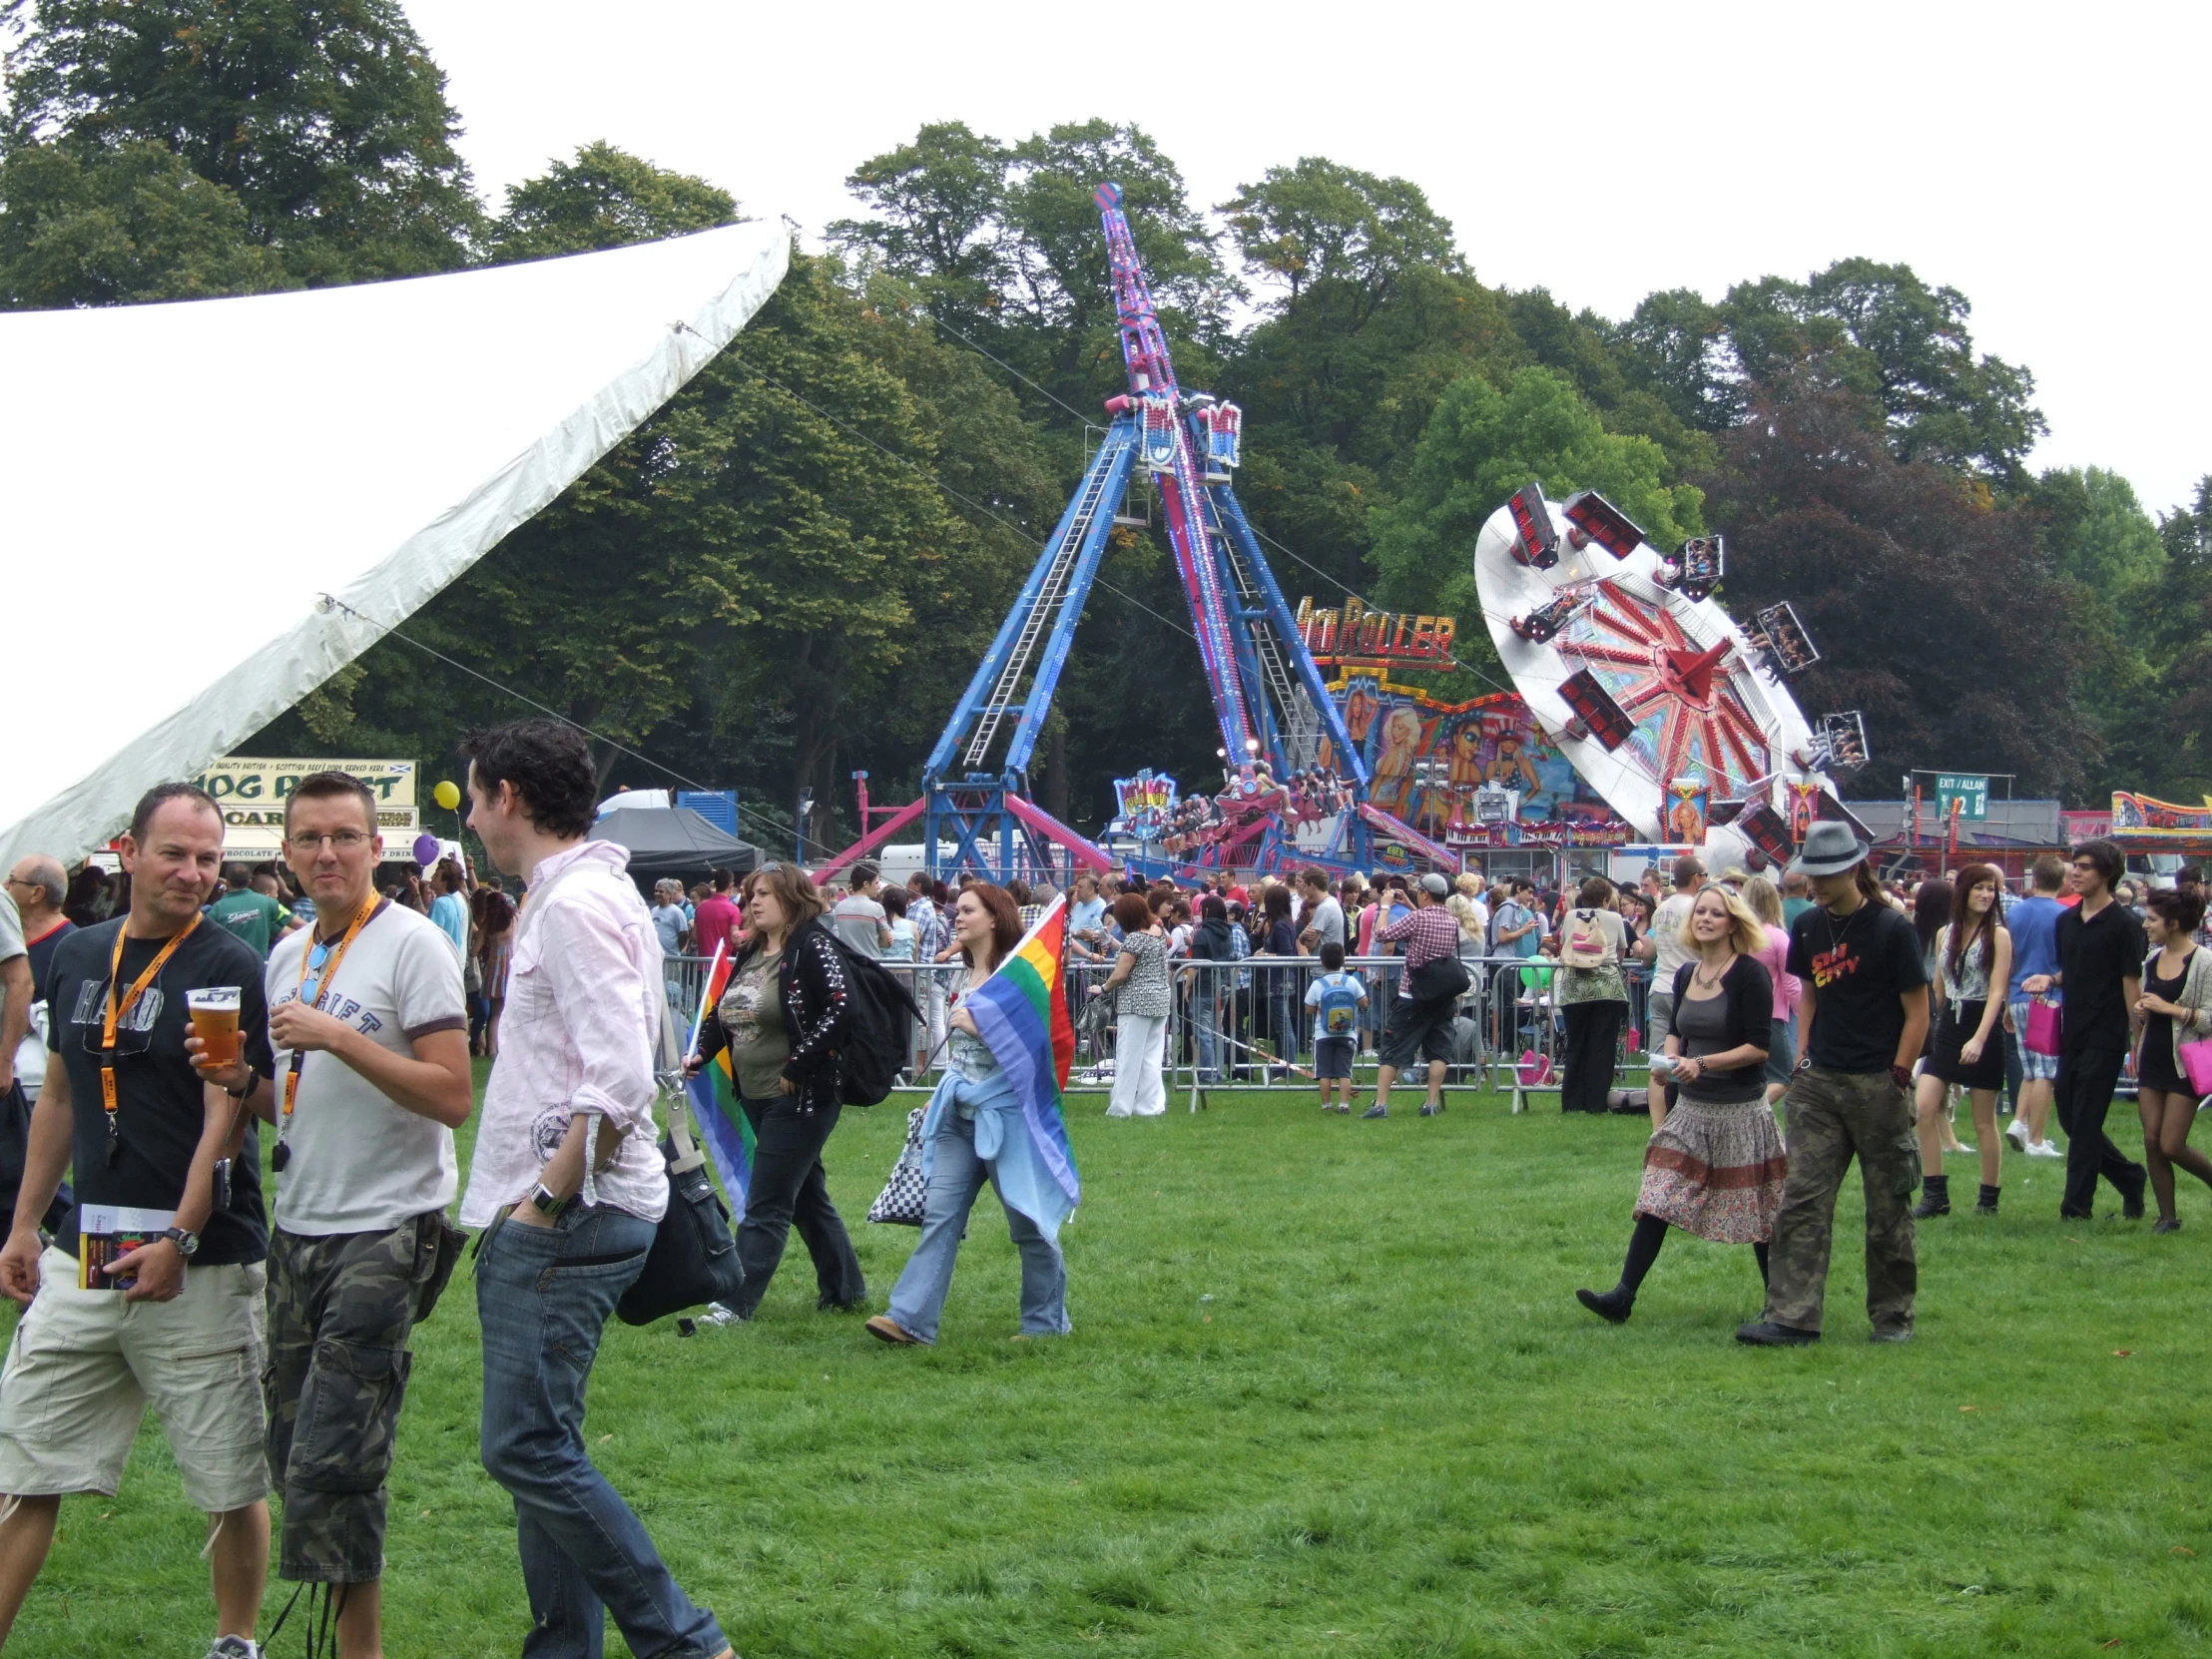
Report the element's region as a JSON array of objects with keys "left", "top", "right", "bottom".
[{"left": 1576, "top": 886, "right": 1784, "bottom": 1323}]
